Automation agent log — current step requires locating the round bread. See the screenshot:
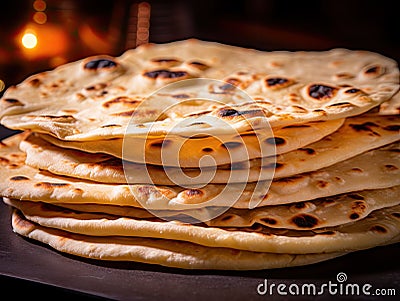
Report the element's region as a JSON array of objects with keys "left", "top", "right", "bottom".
[
  {"left": 1, "top": 40, "right": 398, "bottom": 140},
  {"left": 20, "top": 115, "right": 400, "bottom": 184},
  {"left": 1, "top": 133, "right": 399, "bottom": 210}
]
